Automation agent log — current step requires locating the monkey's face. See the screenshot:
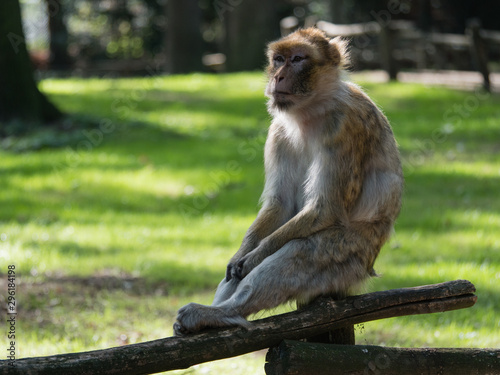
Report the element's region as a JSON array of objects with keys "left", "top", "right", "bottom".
[
  {"left": 265, "top": 46, "right": 315, "bottom": 111},
  {"left": 265, "top": 28, "right": 347, "bottom": 112}
]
